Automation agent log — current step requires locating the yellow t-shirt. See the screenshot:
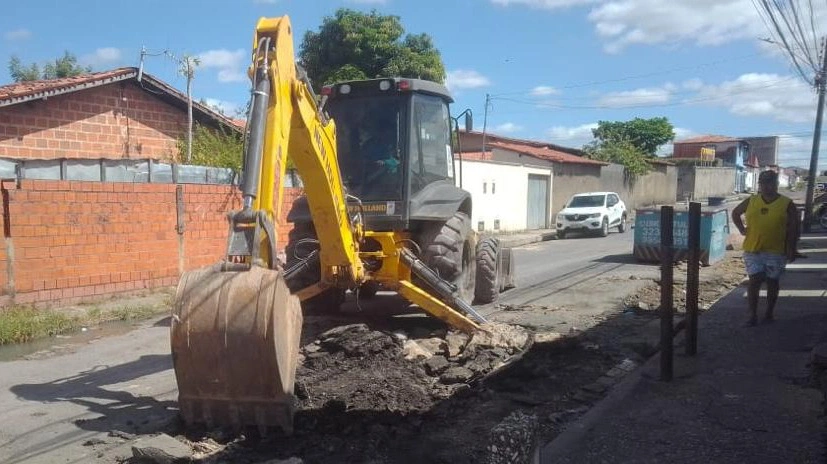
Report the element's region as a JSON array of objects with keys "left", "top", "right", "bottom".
[{"left": 742, "top": 194, "right": 792, "bottom": 254}]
